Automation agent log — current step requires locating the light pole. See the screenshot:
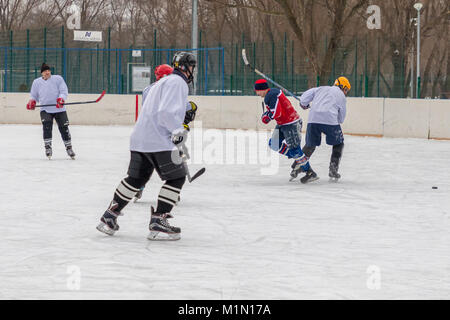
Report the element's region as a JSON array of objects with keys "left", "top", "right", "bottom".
[
  {"left": 414, "top": 2, "right": 423, "bottom": 98},
  {"left": 192, "top": 0, "right": 198, "bottom": 95}
]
